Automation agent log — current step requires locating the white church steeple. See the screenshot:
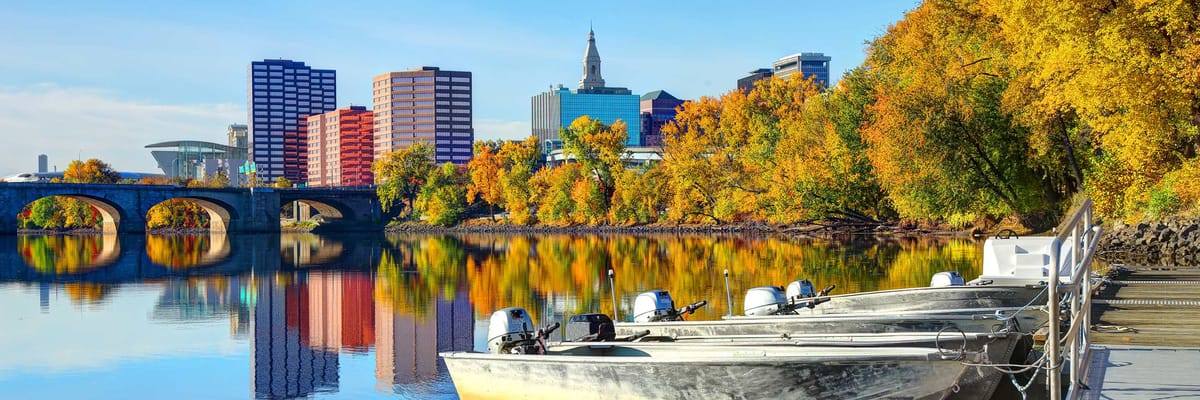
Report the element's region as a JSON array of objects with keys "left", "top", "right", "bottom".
[{"left": 579, "top": 29, "right": 605, "bottom": 90}]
